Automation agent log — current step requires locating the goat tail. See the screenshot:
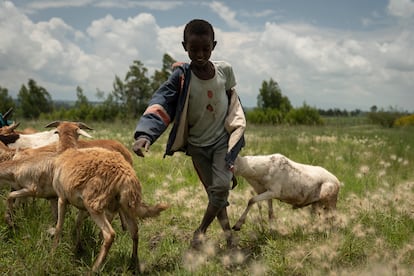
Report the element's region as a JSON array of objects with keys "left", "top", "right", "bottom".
[{"left": 136, "top": 201, "right": 169, "bottom": 219}]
